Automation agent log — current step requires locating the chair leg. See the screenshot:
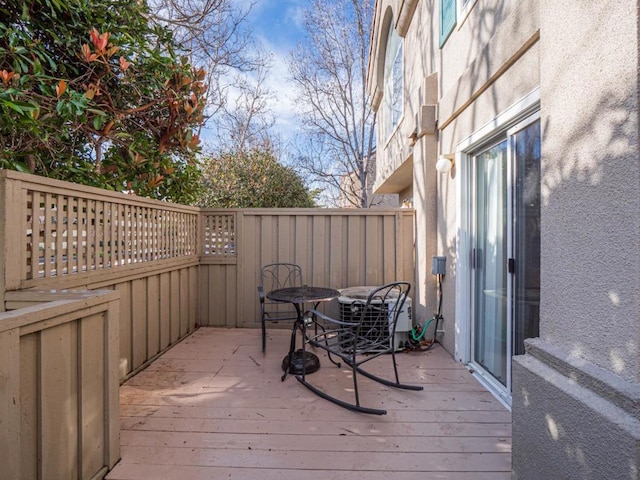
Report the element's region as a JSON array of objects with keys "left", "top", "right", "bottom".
[
  {"left": 392, "top": 349, "right": 400, "bottom": 383},
  {"left": 295, "top": 374, "right": 387, "bottom": 415},
  {"left": 344, "top": 359, "right": 423, "bottom": 391},
  {"left": 351, "top": 362, "right": 361, "bottom": 408},
  {"left": 261, "top": 318, "right": 266, "bottom": 353}
]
